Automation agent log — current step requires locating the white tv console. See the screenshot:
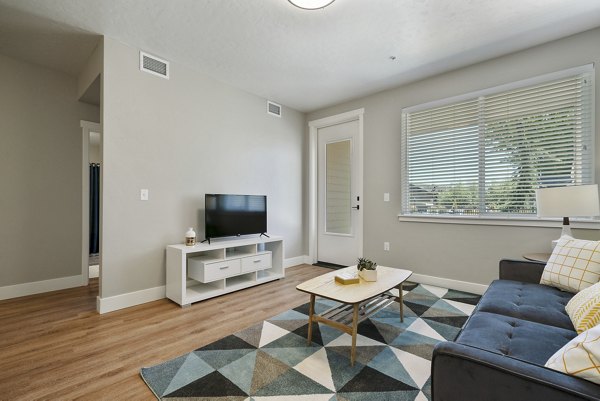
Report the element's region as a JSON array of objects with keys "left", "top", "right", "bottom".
[{"left": 166, "top": 235, "right": 284, "bottom": 307}]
